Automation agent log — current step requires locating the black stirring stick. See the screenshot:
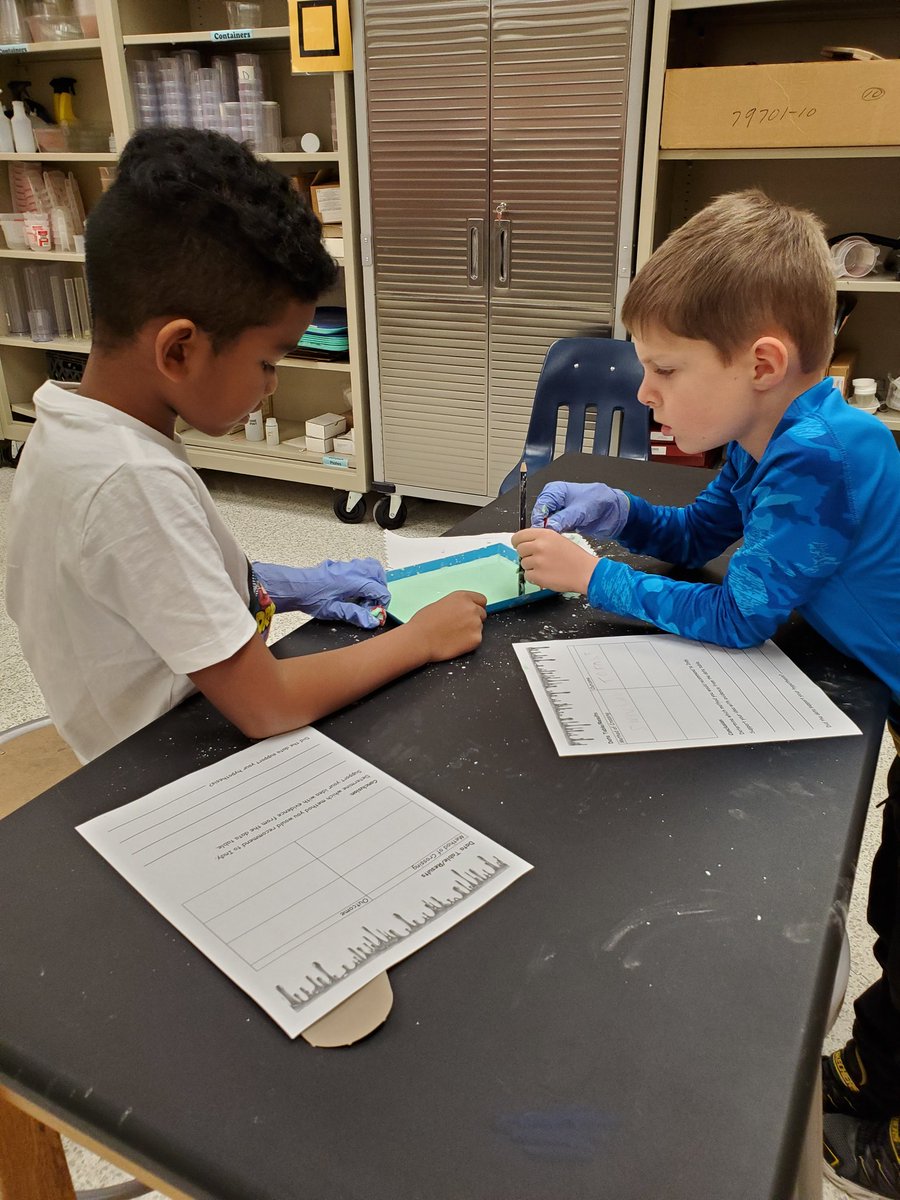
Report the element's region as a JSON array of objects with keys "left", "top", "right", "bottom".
[{"left": 517, "top": 460, "right": 527, "bottom": 595}]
